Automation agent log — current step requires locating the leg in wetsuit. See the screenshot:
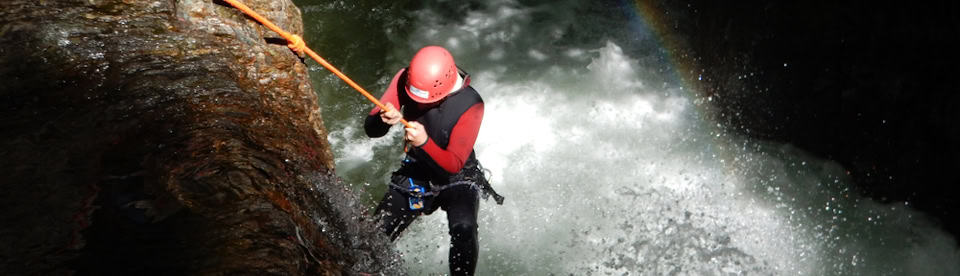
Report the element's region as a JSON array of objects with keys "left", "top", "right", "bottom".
[{"left": 374, "top": 184, "right": 480, "bottom": 275}]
